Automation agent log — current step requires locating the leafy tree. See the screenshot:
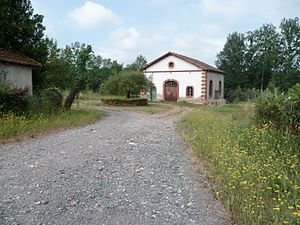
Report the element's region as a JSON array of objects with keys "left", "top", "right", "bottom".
[
  {"left": 272, "top": 71, "right": 300, "bottom": 91},
  {"left": 125, "top": 55, "right": 147, "bottom": 71},
  {"left": 0, "top": 0, "right": 47, "bottom": 63},
  {"left": 64, "top": 43, "right": 92, "bottom": 110},
  {"left": 101, "top": 71, "right": 149, "bottom": 98},
  {"left": 278, "top": 17, "right": 300, "bottom": 72},
  {"left": 216, "top": 32, "right": 246, "bottom": 96},
  {"left": 41, "top": 38, "right": 72, "bottom": 89},
  {"left": 0, "top": 0, "right": 48, "bottom": 91},
  {"left": 245, "top": 24, "right": 280, "bottom": 91}
]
